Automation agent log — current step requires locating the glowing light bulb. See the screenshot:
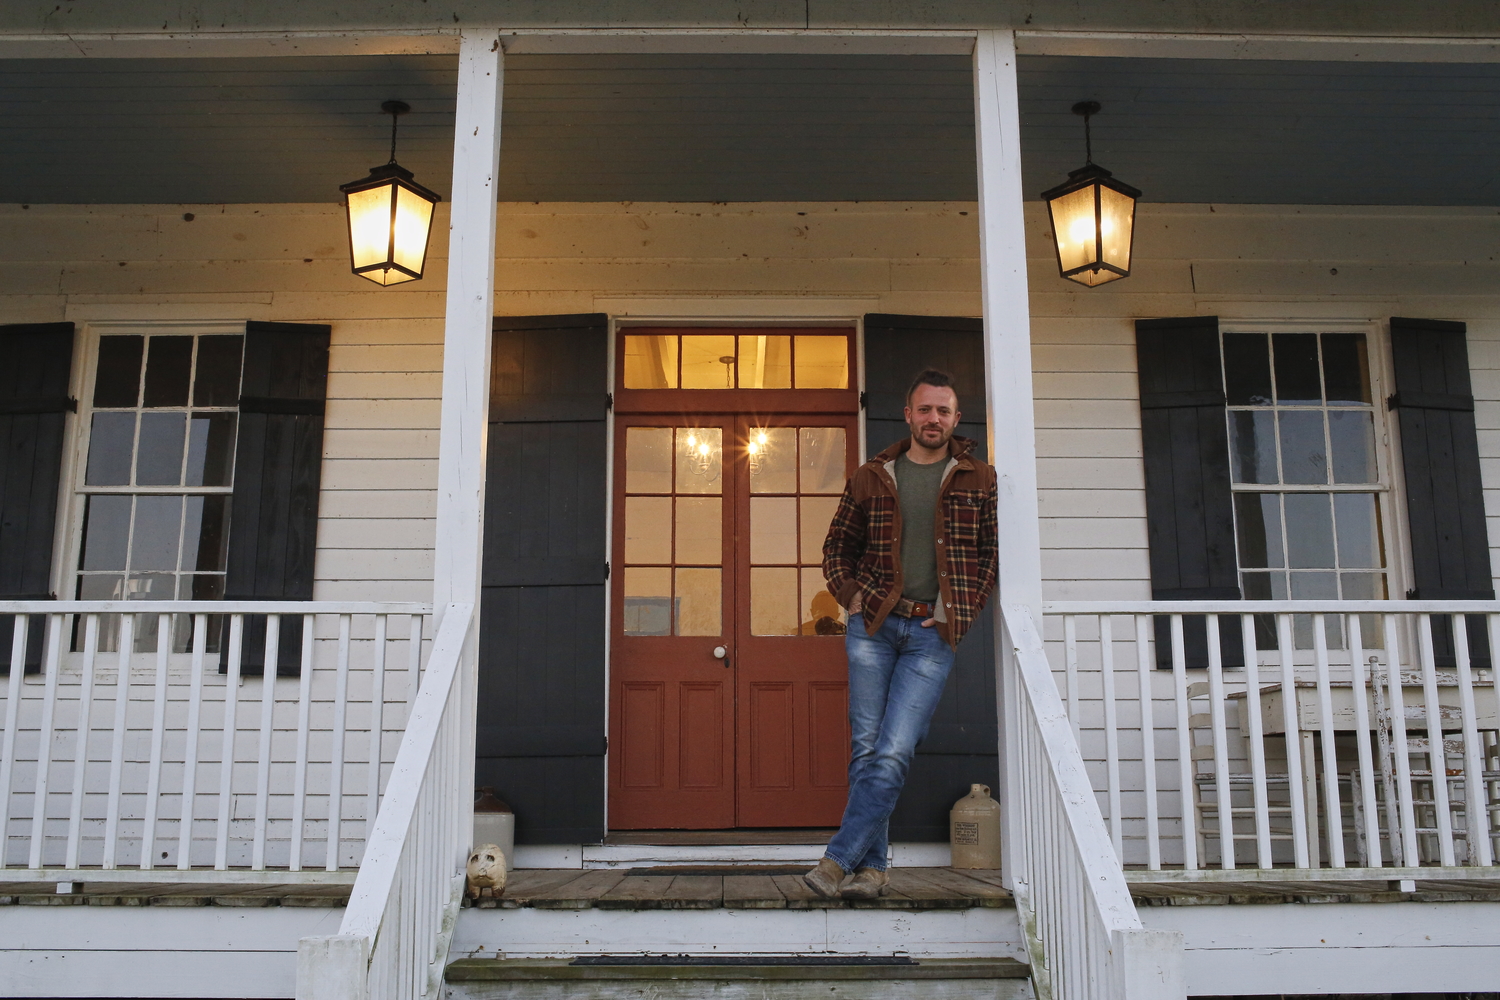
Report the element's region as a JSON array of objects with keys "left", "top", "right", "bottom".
[
  {"left": 756, "top": 431, "right": 768, "bottom": 445},
  {"left": 1069, "top": 215, "right": 1094, "bottom": 247},
  {"left": 698, "top": 443, "right": 710, "bottom": 457},
  {"left": 685, "top": 434, "right": 697, "bottom": 448},
  {"left": 747, "top": 440, "right": 760, "bottom": 455}
]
